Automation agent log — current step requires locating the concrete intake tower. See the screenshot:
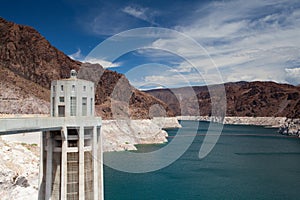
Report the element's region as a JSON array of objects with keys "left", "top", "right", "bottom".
[{"left": 38, "top": 70, "right": 103, "bottom": 200}]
